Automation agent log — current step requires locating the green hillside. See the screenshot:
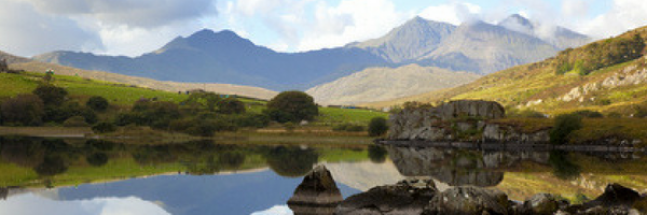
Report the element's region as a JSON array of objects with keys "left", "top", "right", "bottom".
[
  {"left": 0, "top": 71, "right": 385, "bottom": 128},
  {"left": 368, "top": 26, "right": 647, "bottom": 117}
]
